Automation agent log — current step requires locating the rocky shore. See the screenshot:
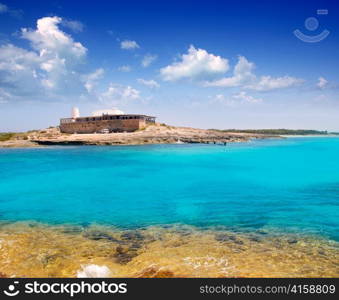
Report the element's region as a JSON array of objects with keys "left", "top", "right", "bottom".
[
  {"left": 0, "top": 124, "right": 278, "bottom": 148},
  {"left": 0, "top": 223, "right": 337, "bottom": 277}
]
